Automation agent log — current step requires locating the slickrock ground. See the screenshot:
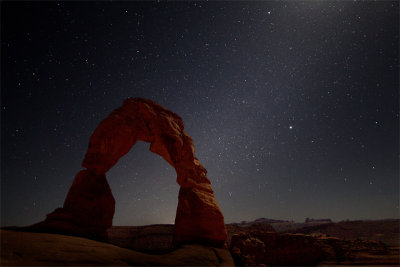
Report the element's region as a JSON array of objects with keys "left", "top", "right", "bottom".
[
  {"left": 0, "top": 230, "right": 234, "bottom": 266},
  {"left": 2, "top": 219, "right": 399, "bottom": 266}
]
